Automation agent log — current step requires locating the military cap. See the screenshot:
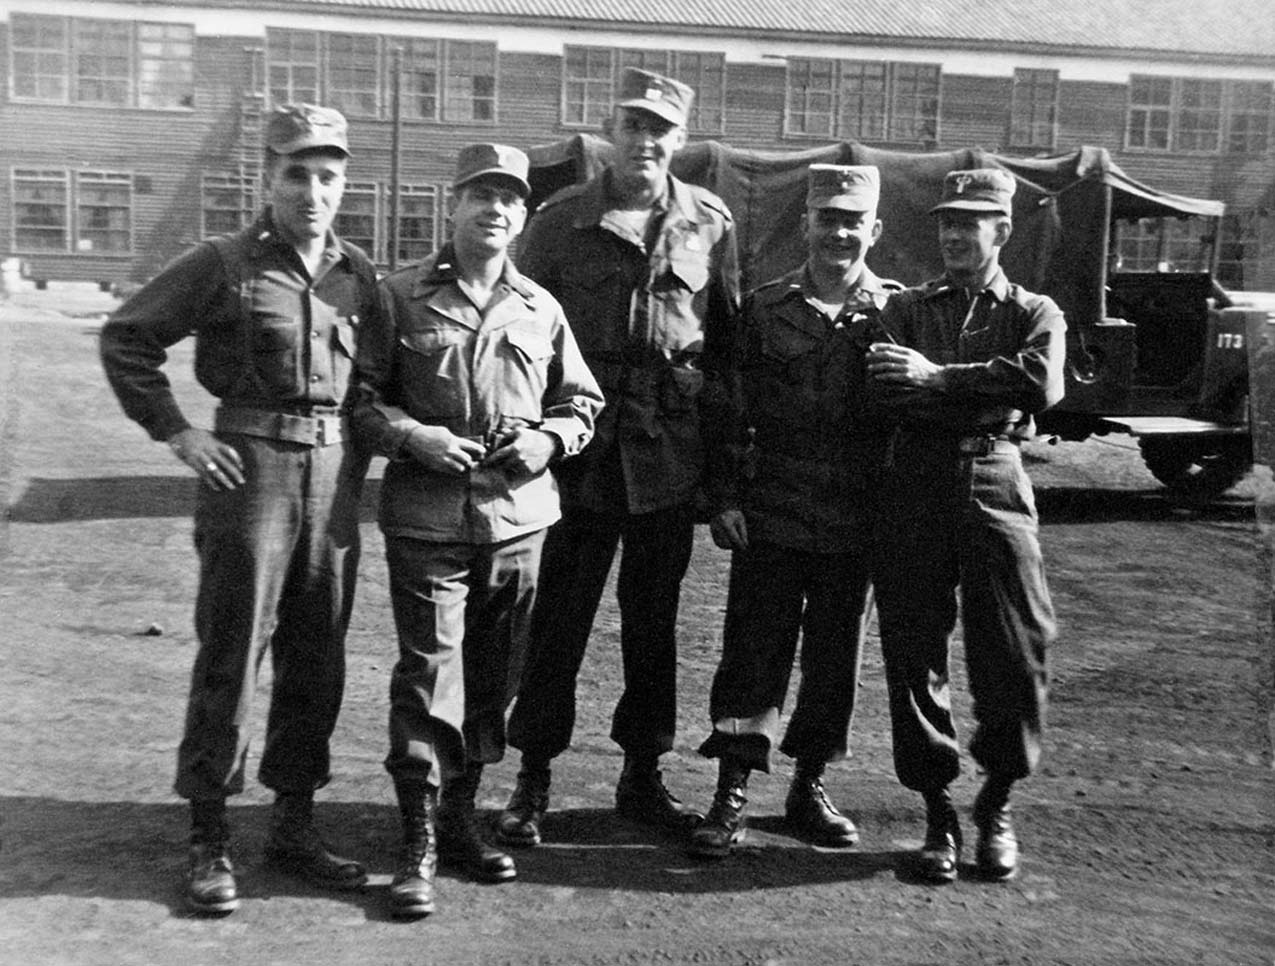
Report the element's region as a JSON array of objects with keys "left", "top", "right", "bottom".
[
  {"left": 807, "top": 164, "right": 880, "bottom": 212},
  {"left": 616, "top": 67, "right": 694, "bottom": 127},
  {"left": 265, "top": 103, "right": 350, "bottom": 157},
  {"left": 453, "top": 142, "right": 531, "bottom": 198},
  {"left": 930, "top": 168, "right": 1016, "bottom": 215}
]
